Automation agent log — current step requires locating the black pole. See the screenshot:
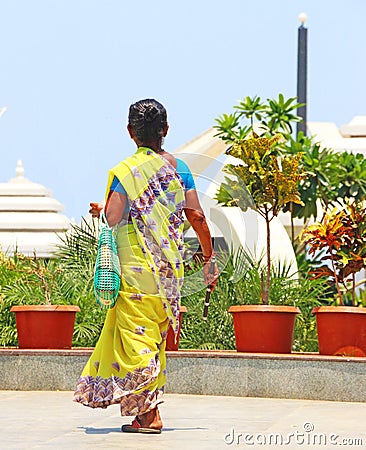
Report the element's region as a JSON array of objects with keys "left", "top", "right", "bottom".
[{"left": 296, "top": 21, "right": 308, "bottom": 136}]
